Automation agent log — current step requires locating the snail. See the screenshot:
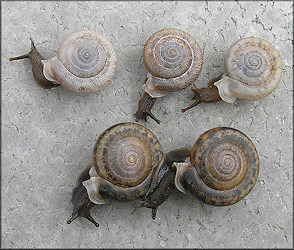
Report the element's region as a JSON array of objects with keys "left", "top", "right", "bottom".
[
  {"left": 139, "top": 148, "right": 191, "bottom": 219},
  {"left": 67, "top": 122, "right": 164, "bottom": 227},
  {"left": 182, "top": 36, "right": 282, "bottom": 112},
  {"left": 9, "top": 30, "right": 117, "bottom": 94},
  {"left": 67, "top": 122, "right": 193, "bottom": 226},
  {"left": 134, "top": 28, "right": 203, "bottom": 123},
  {"left": 173, "top": 127, "right": 260, "bottom": 206}
]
